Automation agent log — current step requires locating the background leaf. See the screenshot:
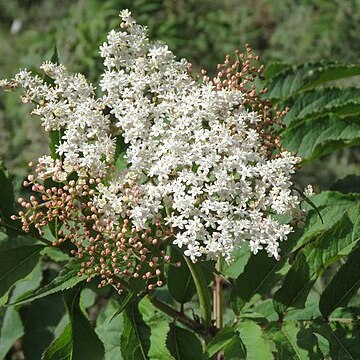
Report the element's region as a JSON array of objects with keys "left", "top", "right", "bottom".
[
  {"left": 11, "top": 260, "right": 86, "bottom": 305},
  {"left": 166, "top": 324, "right": 203, "bottom": 360},
  {"left": 167, "top": 247, "right": 196, "bottom": 304},
  {"left": 121, "top": 301, "right": 150, "bottom": 360},
  {"left": 95, "top": 299, "right": 123, "bottom": 360},
  {"left": 319, "top": 245, "right": 360, "bottom": 318},
  {"left": 0, "top": 244, "right": 44, "bottom": 299},
  {"left": 42, "top": 285, "right": 105, "bottom": 360}
]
